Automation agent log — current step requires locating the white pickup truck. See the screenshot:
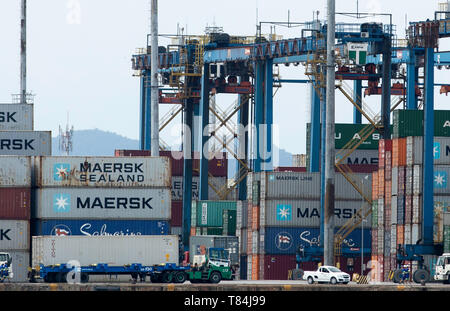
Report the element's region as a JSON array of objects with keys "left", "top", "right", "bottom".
[
  {"left": 434, "top": 253, "right": 450, "bottom": 284},
  {"left": 303, "top": 266, "right": 350, "bottom": 285}
]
